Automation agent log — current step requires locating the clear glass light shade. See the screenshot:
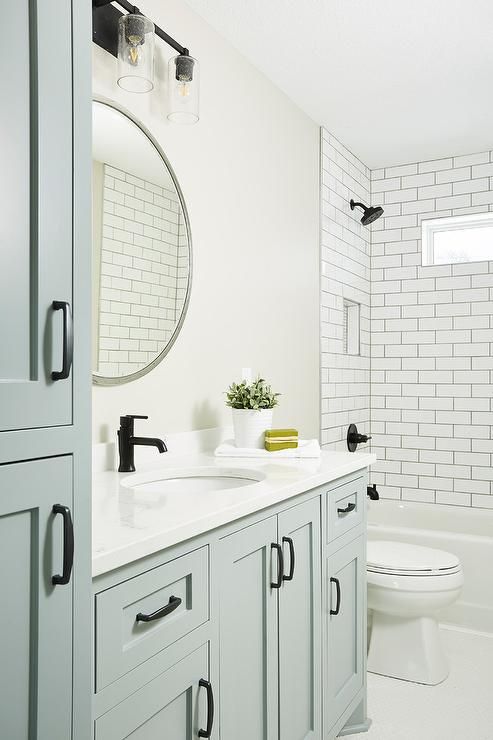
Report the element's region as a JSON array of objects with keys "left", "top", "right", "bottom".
[
  {"left": 117, "top": 14, "right": 155, "bottom": 93},
  {"left": 167, "top": 55, "right": 200, "bottom": 124}
]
